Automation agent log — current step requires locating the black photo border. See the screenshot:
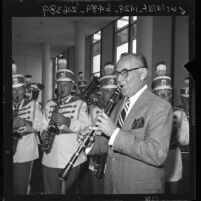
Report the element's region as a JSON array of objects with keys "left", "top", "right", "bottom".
[{"left": 2, "top": 0, "right": 196, "bottom": 201}]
